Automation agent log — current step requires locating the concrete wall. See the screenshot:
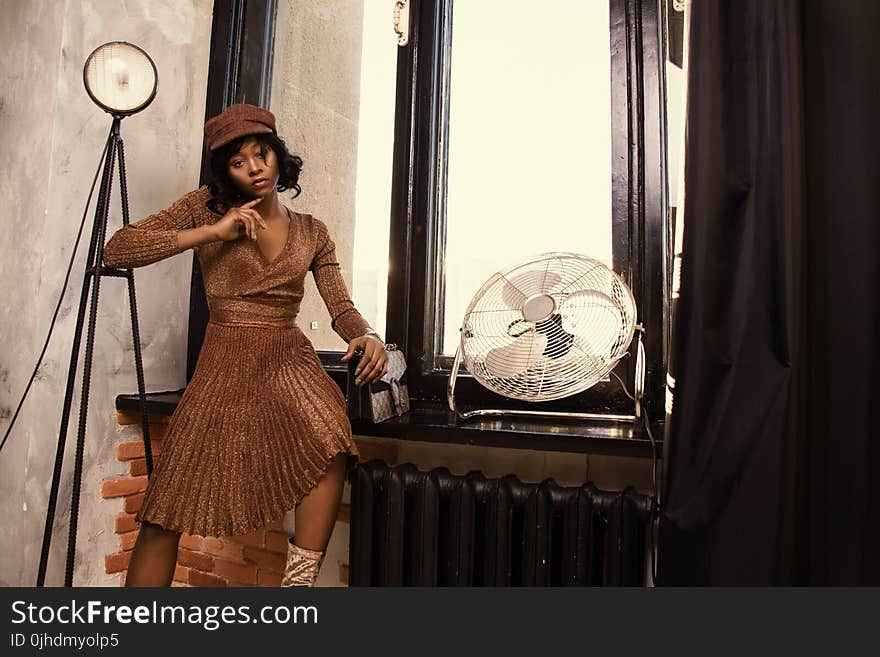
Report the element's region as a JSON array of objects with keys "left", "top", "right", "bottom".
[{"left": 0, "top": 0, "right": 213, "bottom": 586}]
